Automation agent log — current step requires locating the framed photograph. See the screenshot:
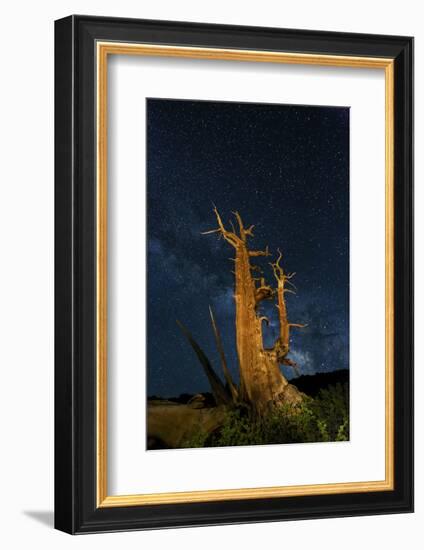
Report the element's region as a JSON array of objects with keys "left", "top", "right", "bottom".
[{"left": 54, "top": 15, "right": 413, "bottom": 534}]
